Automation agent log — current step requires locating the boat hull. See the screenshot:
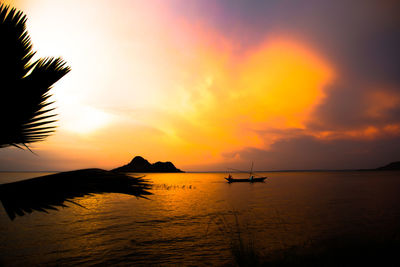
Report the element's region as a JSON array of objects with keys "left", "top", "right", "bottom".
[{"left": 225, "top": 177, "right": 266, "bottom": 183}]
